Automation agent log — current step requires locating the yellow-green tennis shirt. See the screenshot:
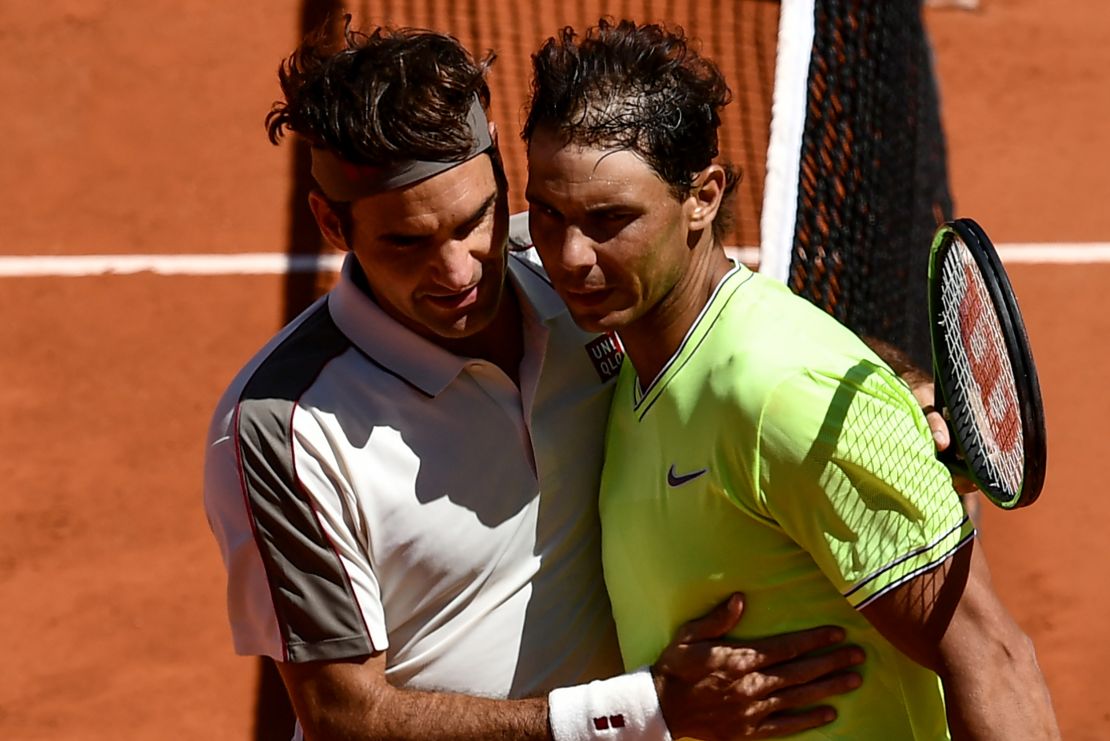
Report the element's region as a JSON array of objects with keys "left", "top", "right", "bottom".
[{"left": 600, "top": 264, "right": 975, "bottom": 740}]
